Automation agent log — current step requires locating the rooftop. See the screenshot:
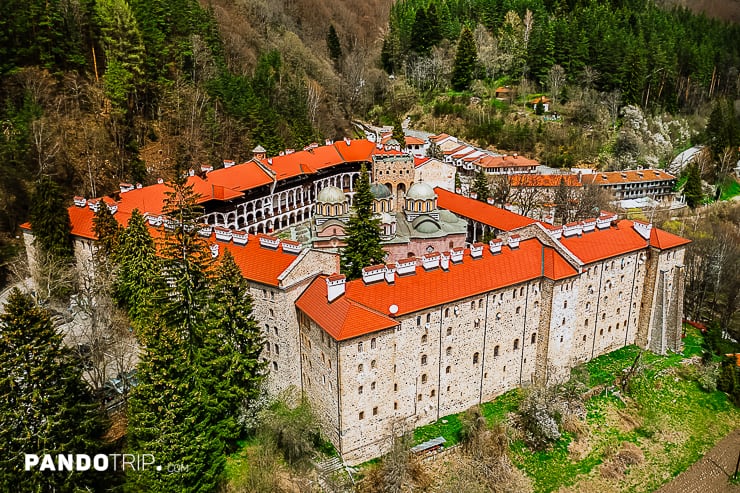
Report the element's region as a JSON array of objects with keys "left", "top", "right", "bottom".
[
  {"left": 581, "top": 169, "right": 675, "bottom": 185},
  {"left": 510, "top": 174, "right": 583, "bottom": 188},
  {"left": 435, "top": 188, "right": 536, "bottom": 231}
]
